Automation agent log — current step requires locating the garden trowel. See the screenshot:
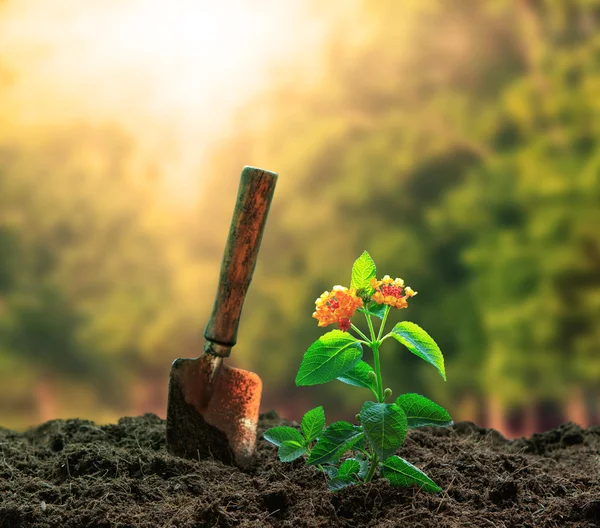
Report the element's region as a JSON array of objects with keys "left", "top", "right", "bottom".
[{"left": 166, "top": 166, "right": 277, "bottom": 468}]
